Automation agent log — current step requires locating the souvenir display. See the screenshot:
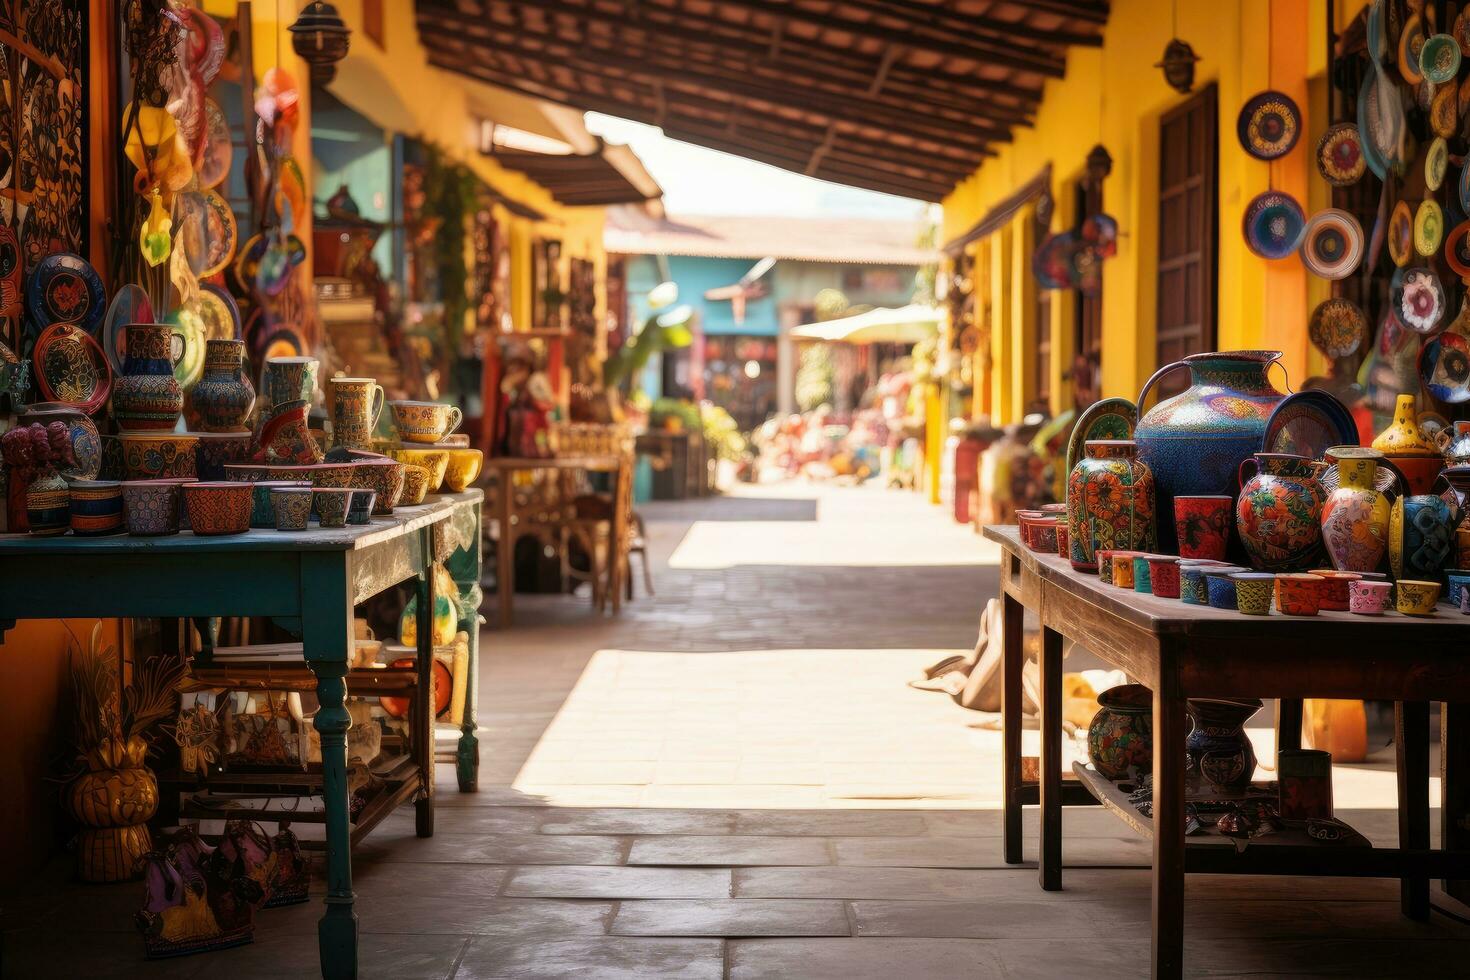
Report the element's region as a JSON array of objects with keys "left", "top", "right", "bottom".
[
  {"left": 1236, "top": 453, "right": 1327, "bottom": 571},
  {"left": 1237, "top": 91, "right": 1301, "bottom": 160},
  {"left": 194, "top": 431, "right": 255, "bottom": 481},
  {"left": 1315, "top": 123, "right": 1365, "bottom": 186},
  {"left": 137, "top": 828, "right": 255, "bottom": 958},
  {"left": 1066, "top": 440, "right": 1156, "bottom": 571},
  {"left": 1431, "top": 80, "right": 1459, "bottom": 136},
  {"left": 1086, "top": 684, "right": 1152, "bottom": 779},
  {"left": 1242, "top": 191, "right": 1306, "bottom": 259},
  {"left": 175, "top": 189, "right": 238, "bottom": 279},
  {"left": 1299, "top": 209, "right": 1363, "bottom": 279},
  {"left": 1398, "top": 267, "right": 1445, "bottom": 333},
  {"left": 1308, "top": 297, "right": 1367, "bottom": 358},
  {"left": 2, "top": 422, "right": 76, "bottom": 536},
  {"left": 348, "top": 489, "right": 376, "bottom": 524},
  {"left": 1309, "top": 569, "right": 1360, "bottom": 611},
  {"left": 1321, "top": 446, "right": 1392, "bottom": 572}
]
